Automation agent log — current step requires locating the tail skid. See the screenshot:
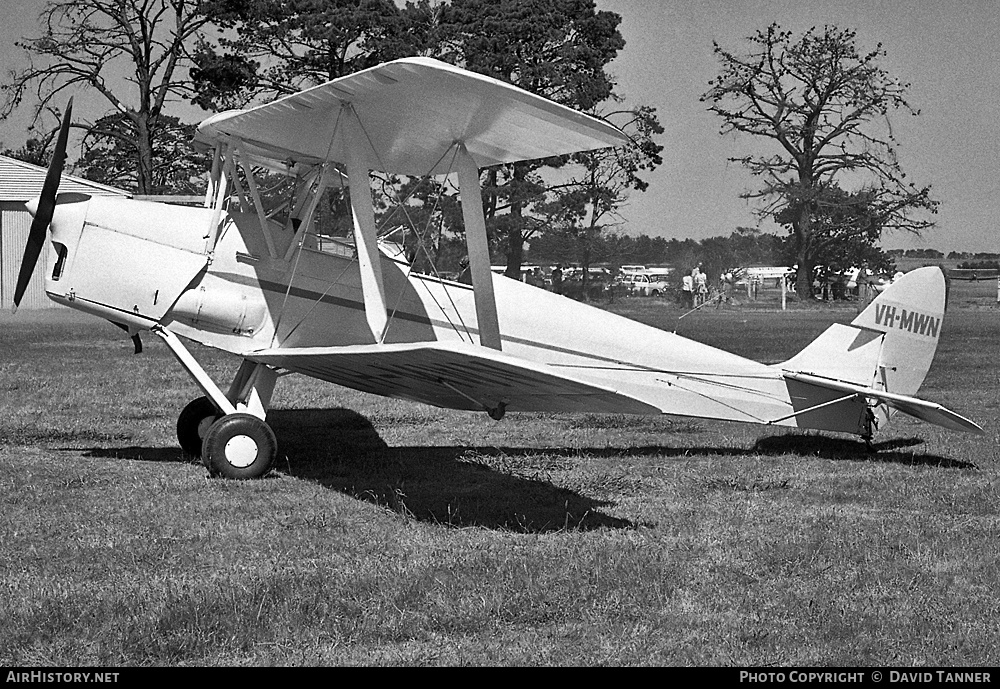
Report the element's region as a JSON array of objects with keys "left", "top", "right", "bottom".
[{"left": 777, "top": 267, "right": 982, "bottom": 436}]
